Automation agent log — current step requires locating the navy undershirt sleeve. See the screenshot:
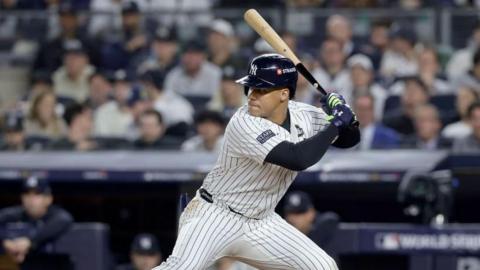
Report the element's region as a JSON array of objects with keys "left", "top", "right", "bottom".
[{"left": 265, "top": 124, "right": 339, "bottom": 171}]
